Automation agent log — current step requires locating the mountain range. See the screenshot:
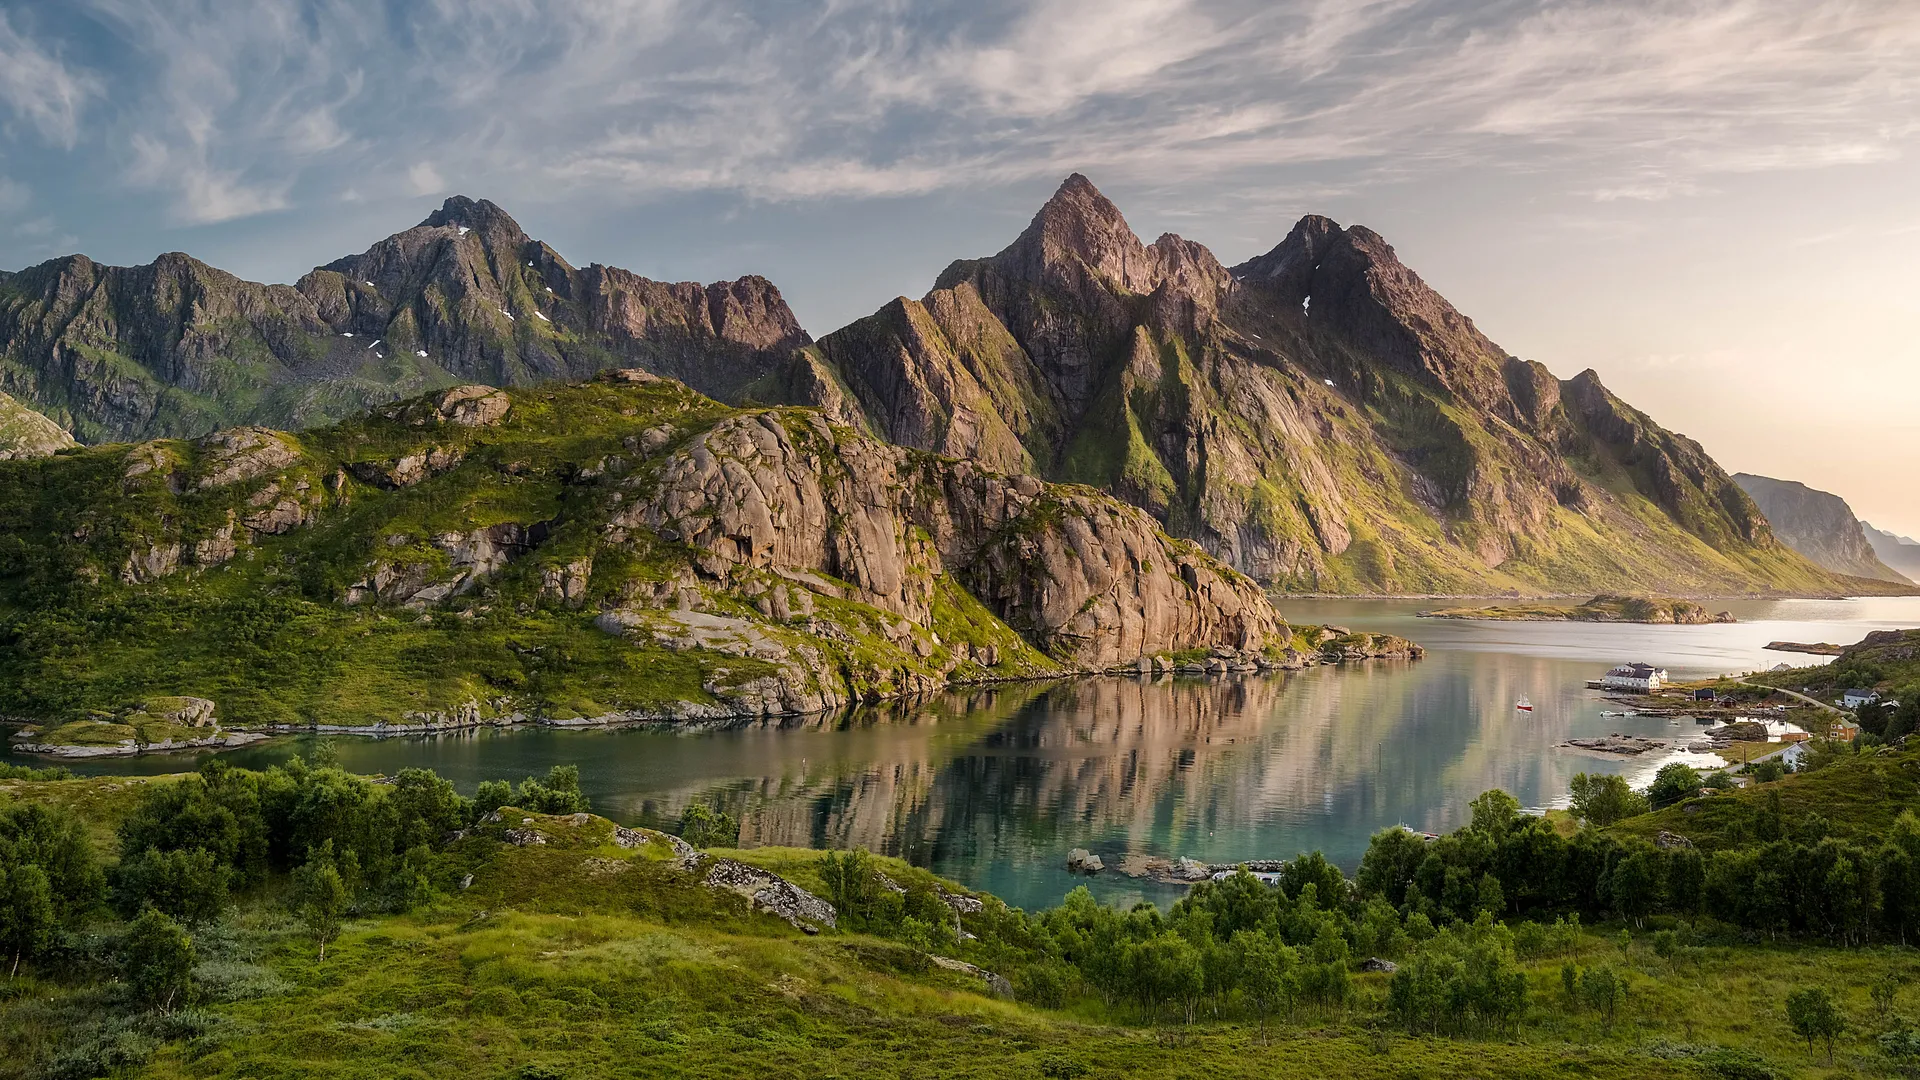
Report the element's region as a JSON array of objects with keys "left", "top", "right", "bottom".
[{"left": 0, "top": 176, "right": 1890, "bottom": 597}]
